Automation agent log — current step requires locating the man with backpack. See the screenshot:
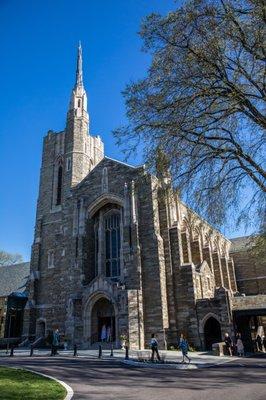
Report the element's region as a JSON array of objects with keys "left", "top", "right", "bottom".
[{"left": 150, "top": 333, "right": 161, "bottom": 362}]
